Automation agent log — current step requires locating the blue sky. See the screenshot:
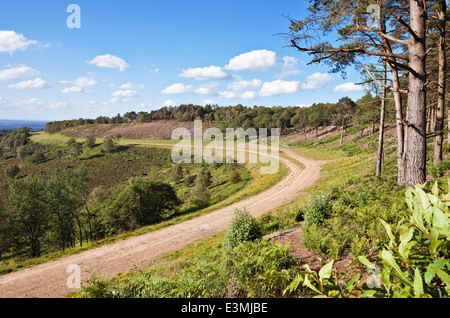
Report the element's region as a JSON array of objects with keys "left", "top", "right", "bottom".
[{"left": 0, "top": 0, "right": 366, "bottom": 121}]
